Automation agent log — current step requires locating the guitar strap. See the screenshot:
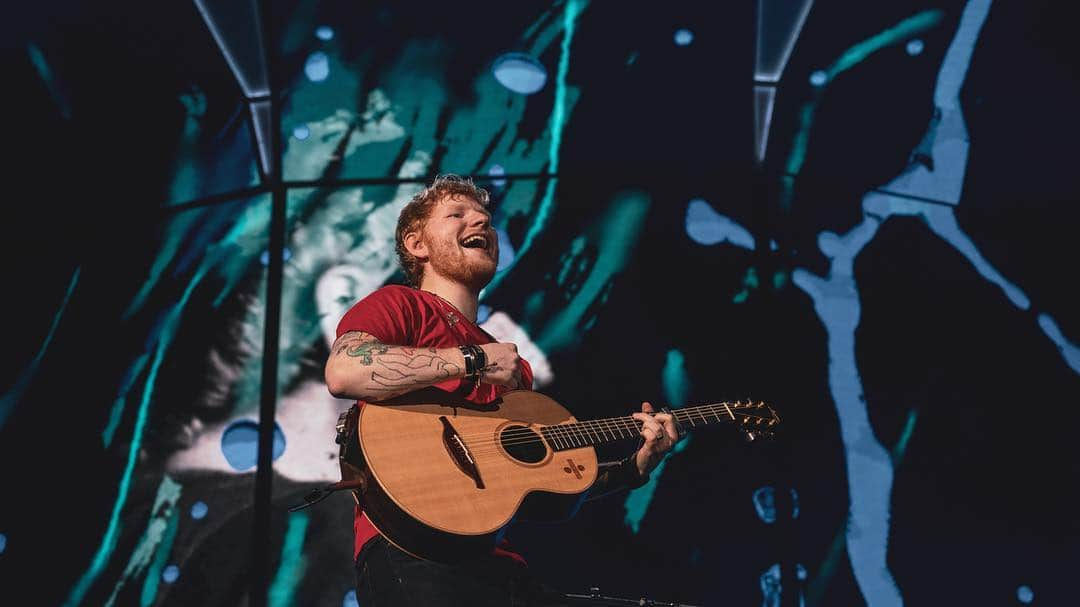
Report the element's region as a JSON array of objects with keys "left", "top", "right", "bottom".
[
  {"left": 287, "top": 403, "right": 368, "bottom": 512},
  {"left": 336, "top": 403, "right": 367, "bottom": 502}
]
